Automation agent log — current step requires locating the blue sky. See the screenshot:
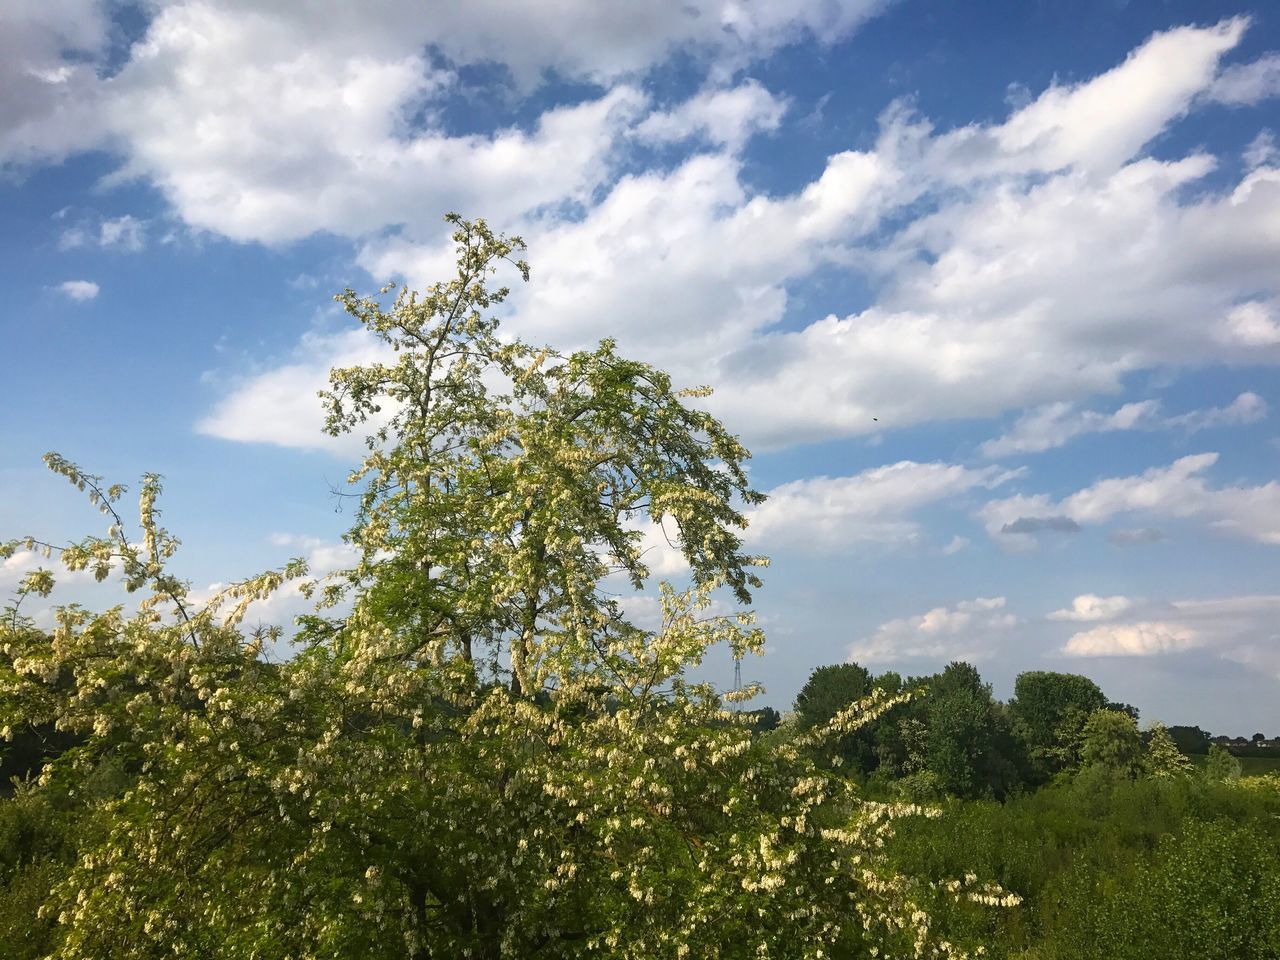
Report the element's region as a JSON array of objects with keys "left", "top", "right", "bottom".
[{"left": 3, "top": 0, "right": 1279, "bottom": 733}]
